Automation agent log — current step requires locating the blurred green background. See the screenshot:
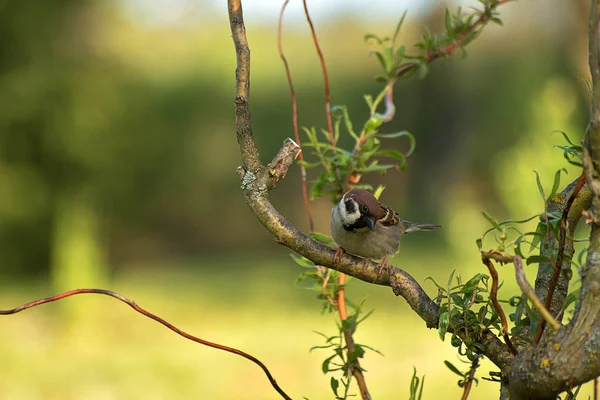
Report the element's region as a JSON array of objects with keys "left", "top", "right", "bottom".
[{"left": 0, "top": 0, "right": 593, "bottom": 399}]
